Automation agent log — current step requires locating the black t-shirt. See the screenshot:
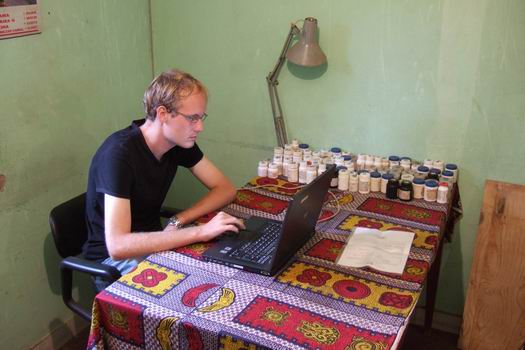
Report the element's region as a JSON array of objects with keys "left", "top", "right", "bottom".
[{"left": 82, "top": 119, "right": 203, "bottom": 260}]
